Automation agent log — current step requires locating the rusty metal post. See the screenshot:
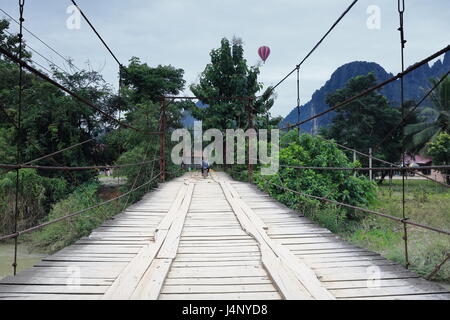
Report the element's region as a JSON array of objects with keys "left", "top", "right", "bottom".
[
  {"left": 159, "top": 97, "right": 166, "bottom": 182},
  {"left": 247, "top": 98, "right": 254, "bottom": 184}
]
